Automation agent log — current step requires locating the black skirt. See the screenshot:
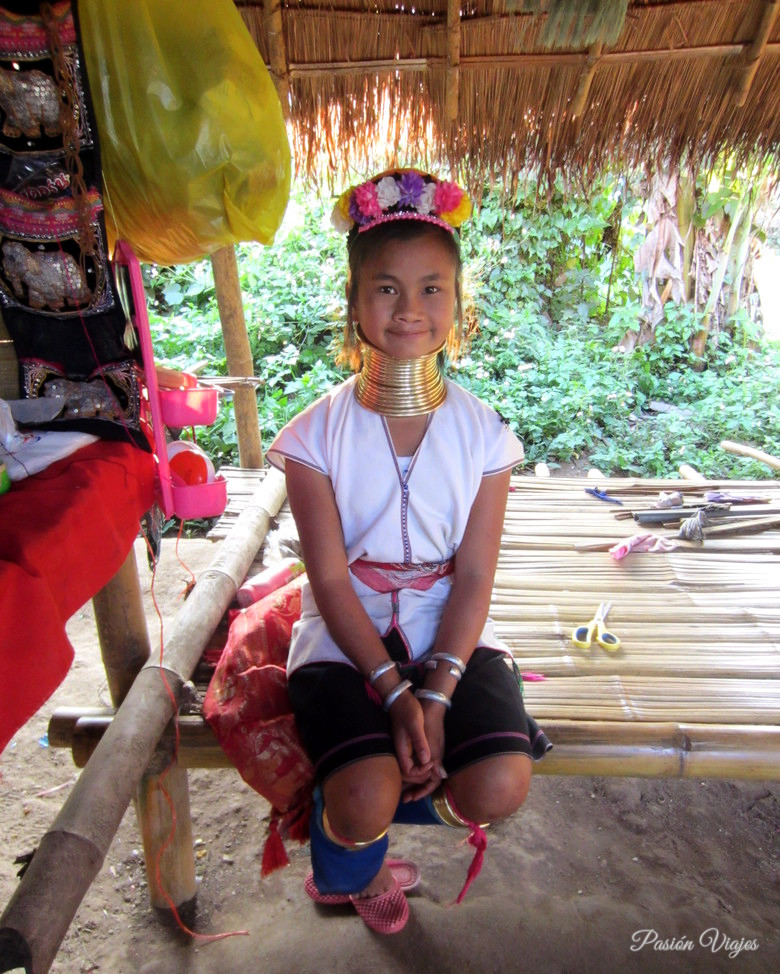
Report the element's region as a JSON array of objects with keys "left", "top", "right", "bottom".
[{"left": 287, "top": 629, "right": 551, "bottom": 783}]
